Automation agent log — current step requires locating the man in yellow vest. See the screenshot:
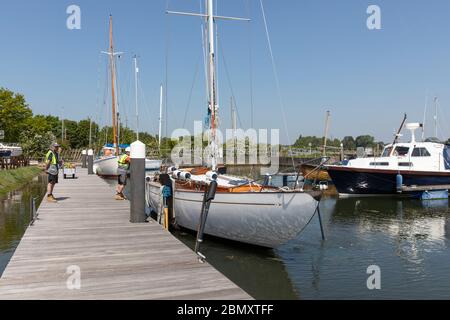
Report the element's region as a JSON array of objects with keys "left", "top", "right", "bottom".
[
  {"left": 116, "top": 147, "right": 131, "bottom": 200},
  {"left": 45, "top": 143, "right": 61, "bottom": 203}
]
